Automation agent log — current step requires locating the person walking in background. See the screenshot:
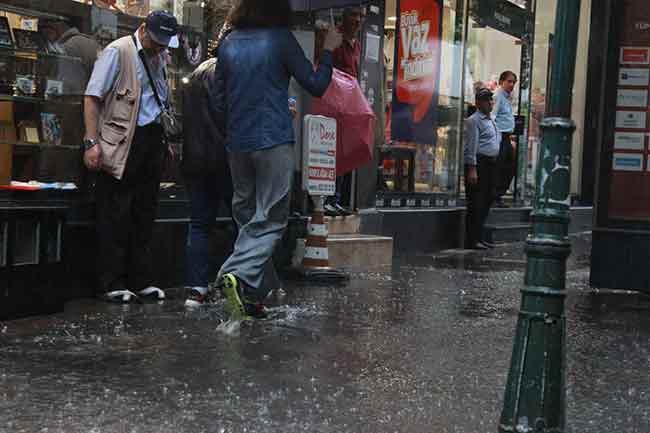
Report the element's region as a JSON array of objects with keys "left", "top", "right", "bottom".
[
  {"left": 214, "top": 0, "right": 342, "bottom": 320},
  {"left": 182, "top": 22, "right": 233, "bottom": 308},
  {"left": 83, "top": 11, "right": 179, "bottom": 303},
  {"left": 181, "top": 49, "right": 232, "bottom": 307},
  {"left": 324, "top": 6, "right": 364, "bottom": 217},
  {"left": 464, "top": 88, "right": 500, "bottom": 250},
  {"left": 493, "top": 70, "right": 518, "bottom": 206}
]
